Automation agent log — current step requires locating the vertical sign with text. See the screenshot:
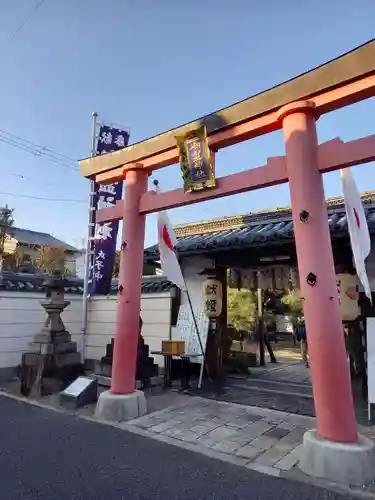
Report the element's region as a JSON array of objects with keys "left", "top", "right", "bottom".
[{"left": 88, "top": 125, "right": 130, "bottom": 295}]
